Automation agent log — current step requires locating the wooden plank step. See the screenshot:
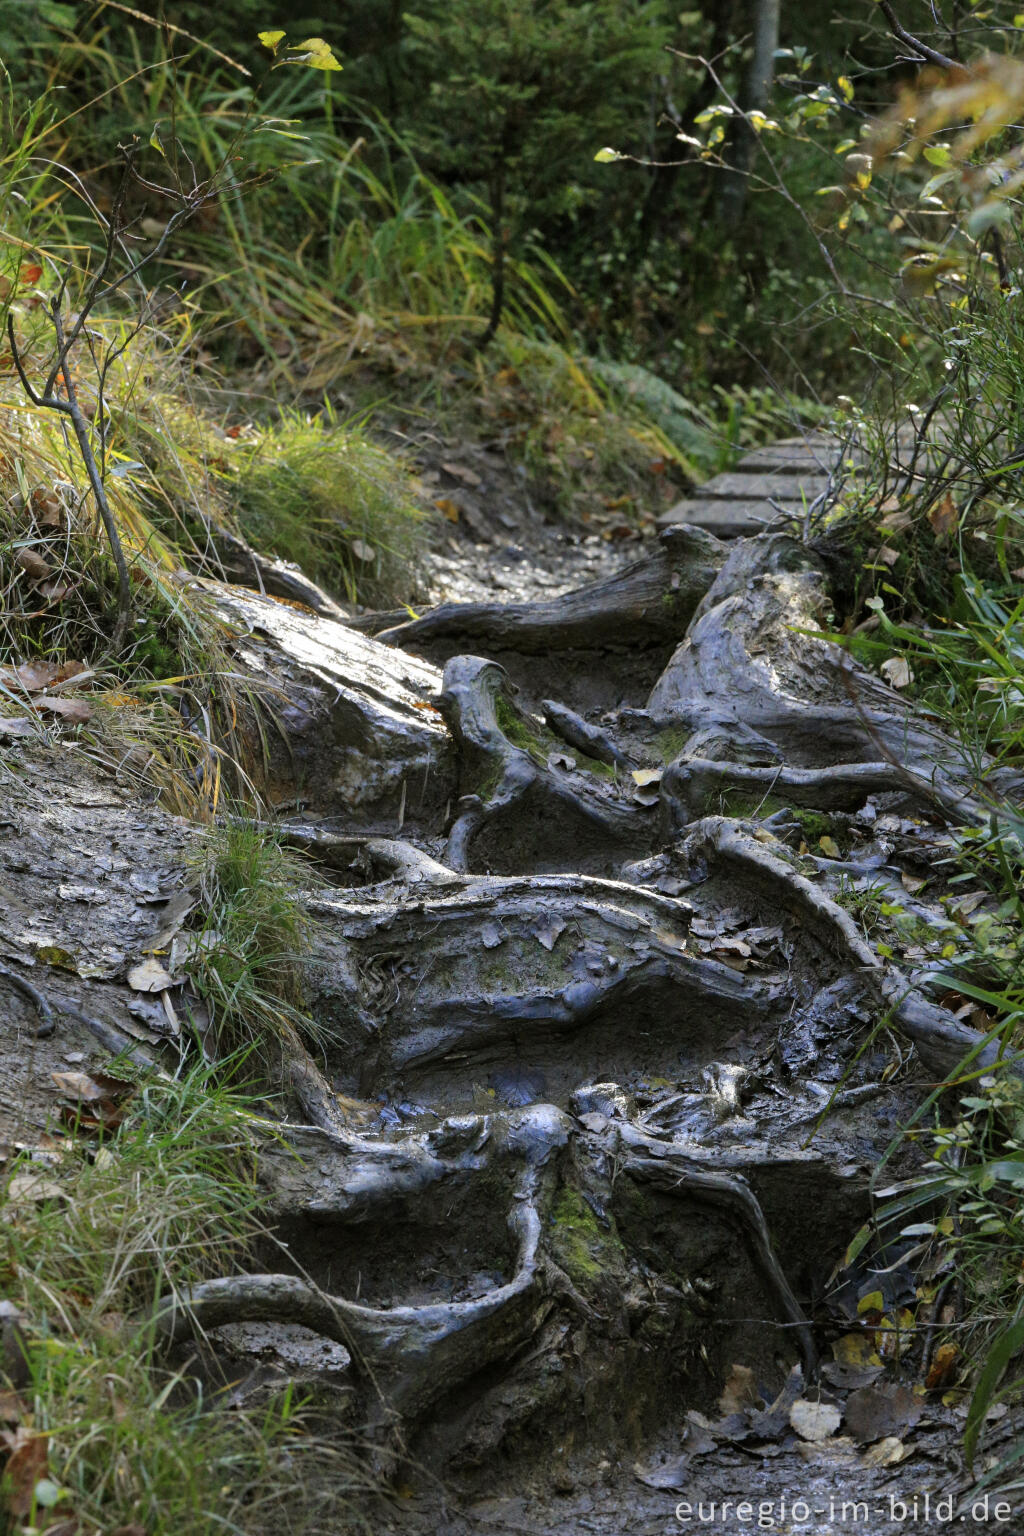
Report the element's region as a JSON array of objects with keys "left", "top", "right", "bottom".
[
  {"left": 735, "top": 435, "right": 852, "bottom": 473},
  {"left": 697, "top": 471, "right": 830, "bottom": 501},
  {"left": 656, "top": 499, "right": 789, "bottom": 537}
]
